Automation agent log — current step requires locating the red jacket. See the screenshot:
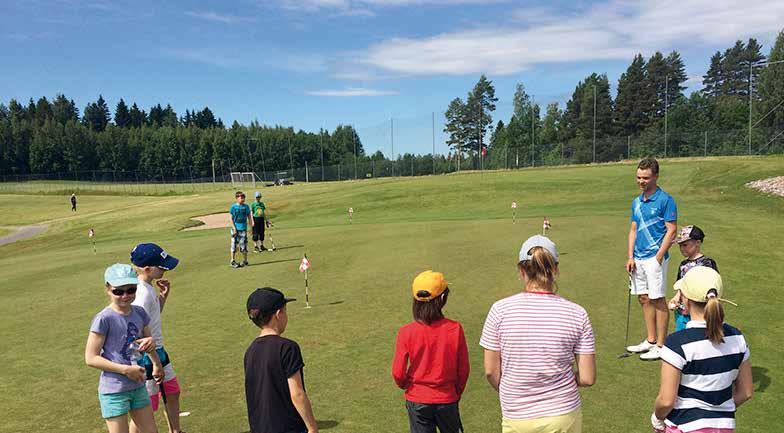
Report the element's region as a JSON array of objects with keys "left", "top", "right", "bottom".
[{"left": 391, "top": 318, "right": 470, "bottom": 404}]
